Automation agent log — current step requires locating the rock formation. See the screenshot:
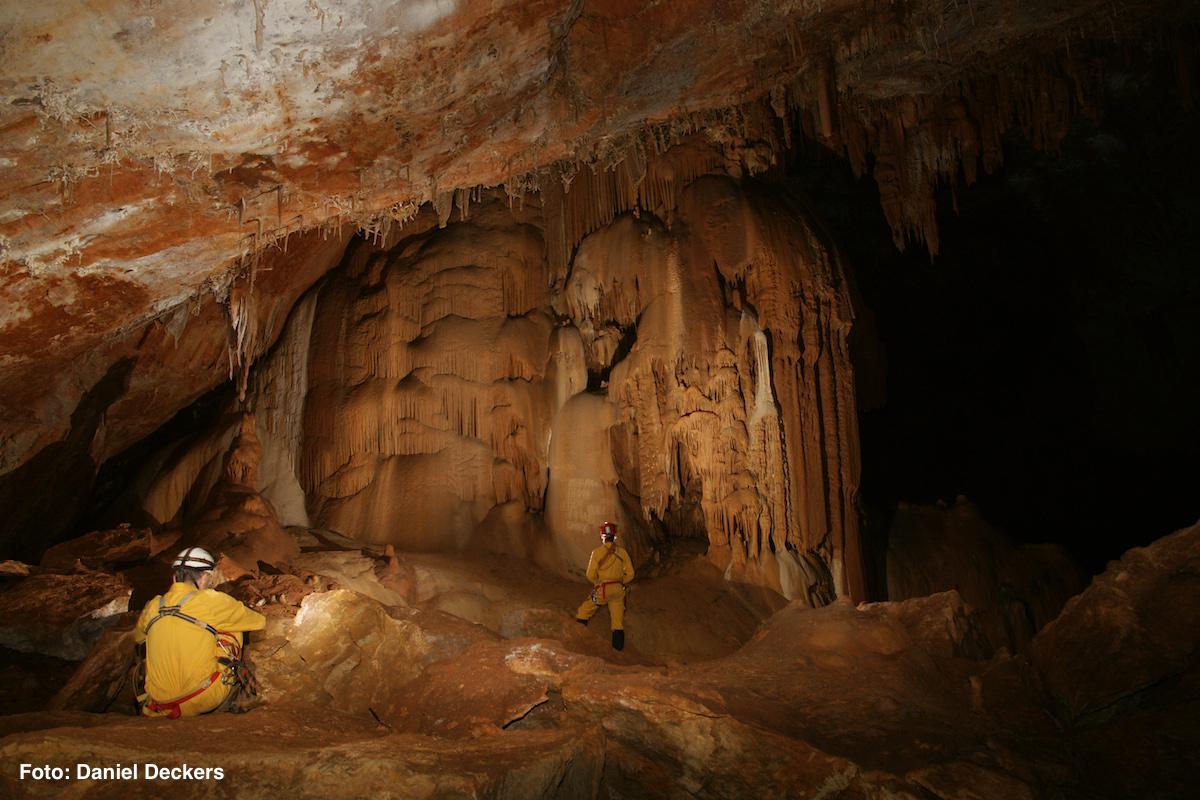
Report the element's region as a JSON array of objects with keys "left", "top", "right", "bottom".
[
  {"left": 178, "top": 412, "right": 299, "bottom": 572},
  {"left": 266, "top": 169, "right": 866, "bottom": 602},
  {"left": 2, "top": 518, "right": 1196, "bottom": 798},
  {"left": 0, "top": 570, "right": 131, "bottom": 660},
  {"left": 302, "top": 199, "right": 555, "bottom": 554},
  {"left": 1032, "top": 520, "right": 1200, "bottom": 722},
  {"left": 2, "top": 2, "right": 1194, "bottom": 567},
  {"left": 887, "top": 498, "right": 1084, "bottom": 653},
  {"left": 0, "top": 3, "right": 1196, "bottom": 798}
]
